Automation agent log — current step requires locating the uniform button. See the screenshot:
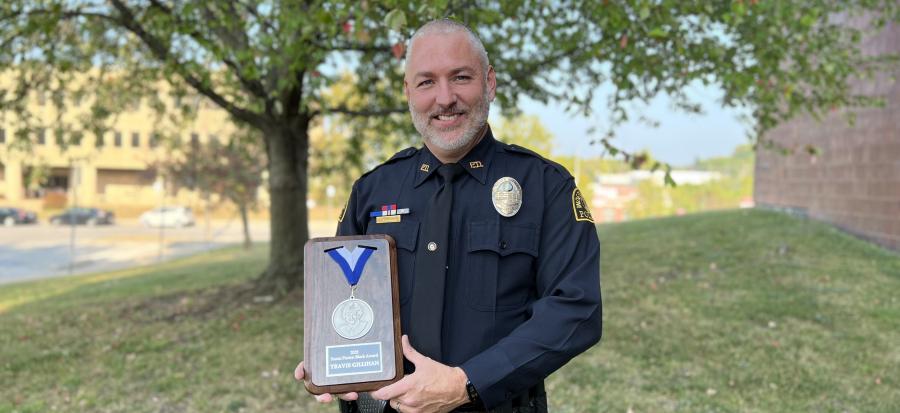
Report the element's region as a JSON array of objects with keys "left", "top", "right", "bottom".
[
  {"left": 427, "top": 242, "right": 437, "bottom": 252},
  {"left": 499, "top": 240, "right": 508, "bottom": 249}
]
